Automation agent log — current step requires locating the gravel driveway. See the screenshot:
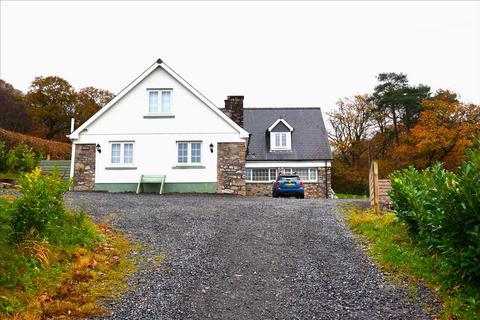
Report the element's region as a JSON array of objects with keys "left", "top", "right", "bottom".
[{"left": 66, "top": 193, "right": 432, "bottom": 320}]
